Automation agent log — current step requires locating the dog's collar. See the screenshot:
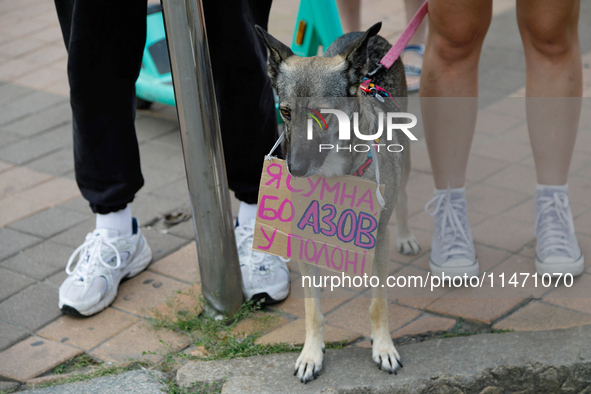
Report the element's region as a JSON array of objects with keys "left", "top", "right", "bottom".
[{"left": 359, "top": 78, "right": 399, "bottom": 109}]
